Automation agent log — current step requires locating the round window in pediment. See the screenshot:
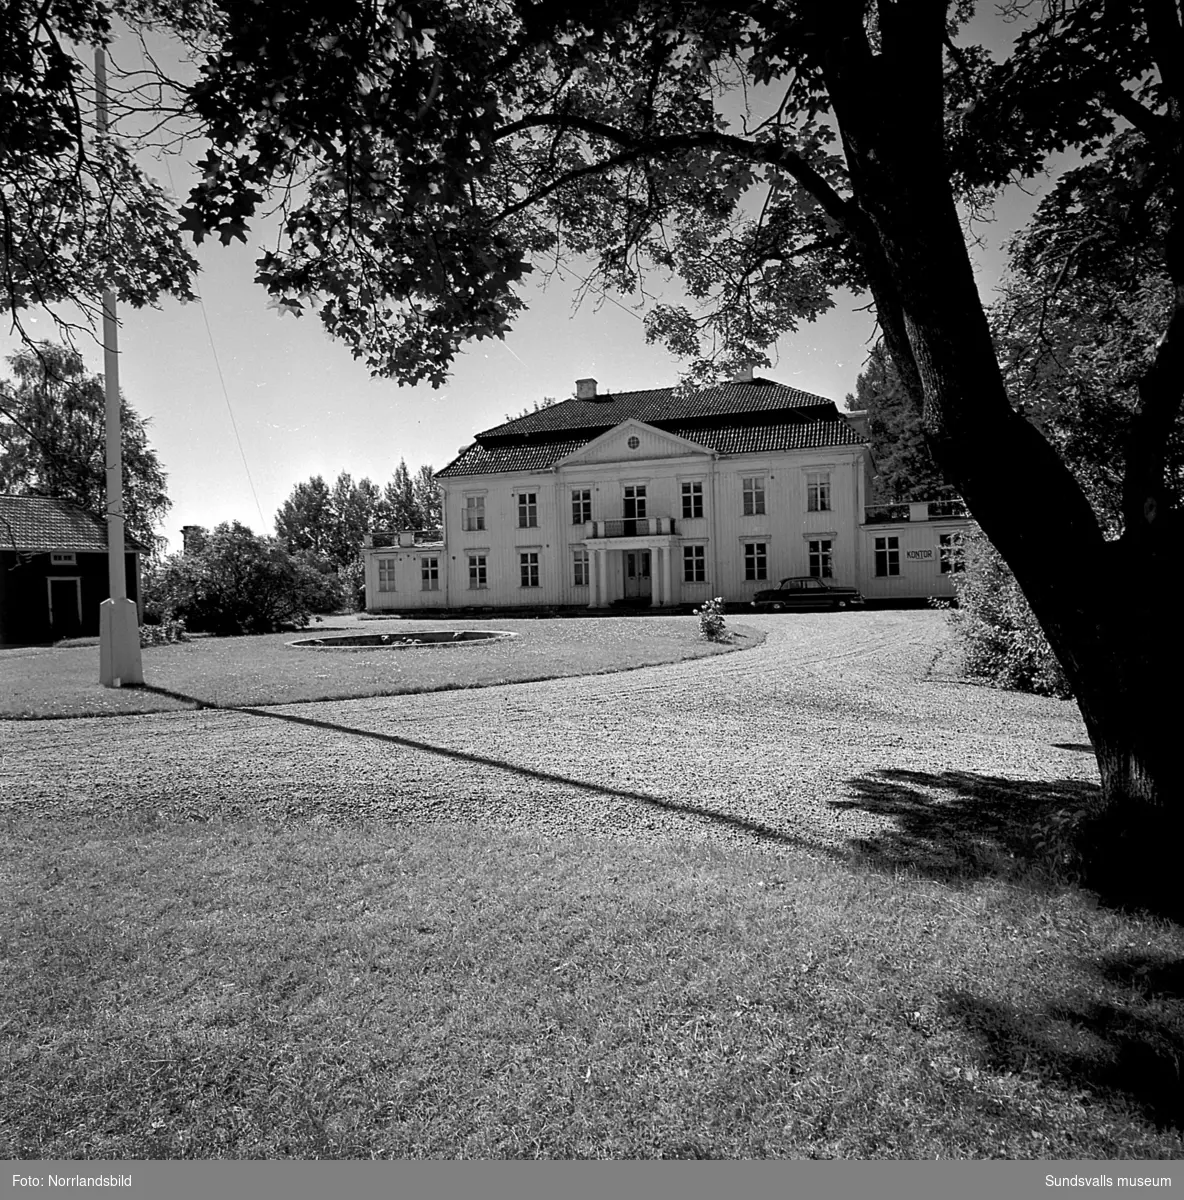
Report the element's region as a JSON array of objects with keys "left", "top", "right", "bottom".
[{"left": 627, "top": 435, "right": 640, "bottom": 449}]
